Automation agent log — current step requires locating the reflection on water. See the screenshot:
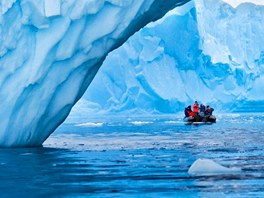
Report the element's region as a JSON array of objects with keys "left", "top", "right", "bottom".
[{"left": 1, "top": 114, "right": 264, "bottom": 197}]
